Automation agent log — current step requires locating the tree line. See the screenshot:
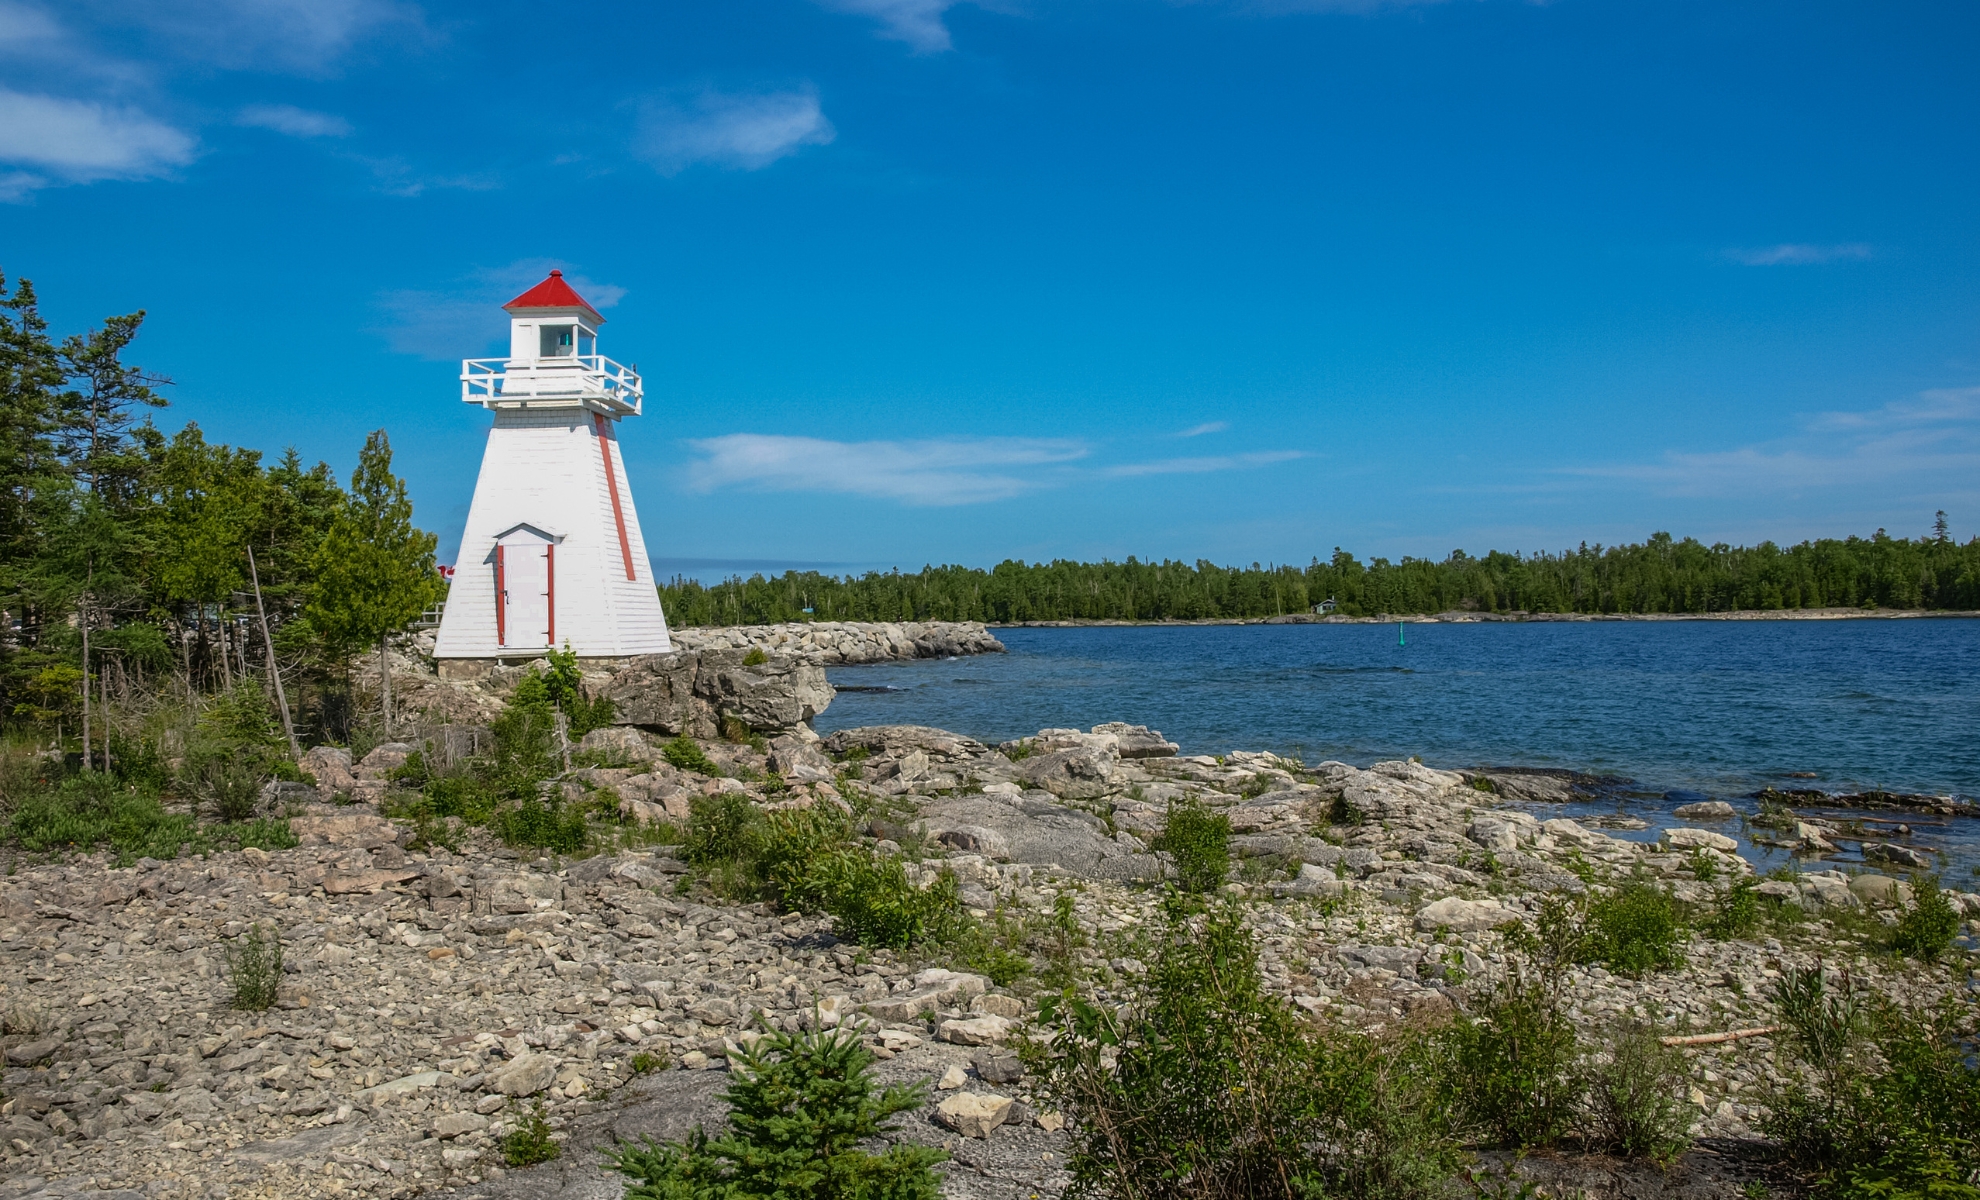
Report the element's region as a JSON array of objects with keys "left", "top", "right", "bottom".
[
  {"left": 1, "top": 271, "right": 442, "bottom": 754},
  {"left": 658, "top": 525, "right": 1980, "bottom": 626}
]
